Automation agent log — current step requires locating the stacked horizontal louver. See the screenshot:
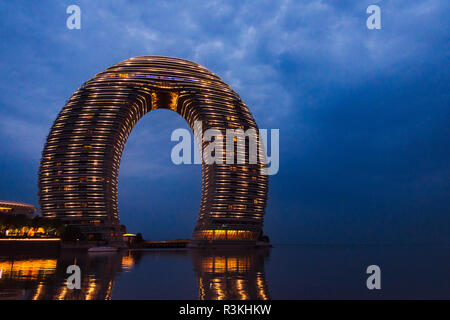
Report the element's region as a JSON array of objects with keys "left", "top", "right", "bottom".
[{"left": 39, "top": 56, "right": 268, "bottom": 245}]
